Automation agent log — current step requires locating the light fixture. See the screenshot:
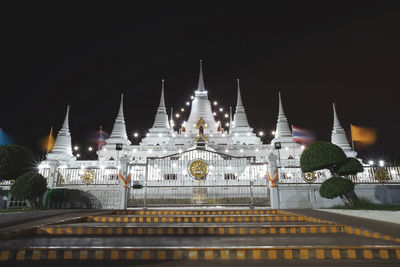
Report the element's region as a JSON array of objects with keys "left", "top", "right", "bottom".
[
  {"left": 379, "top": 160, "right": 384, "bottom": 167},
  {"left": 186, "top": 102, "right": 190, "bottom": 106},
  {"left": 368, "top": 160, "right": 374, "bottom": 165},
  {"left": 213, "top": 101, "right": 218, "bottom": 105},
  {"left": 88, "top": 147, "right": 93, "bottom": 151},
  {"left": 133, "top": 132, "right": 139, "bottom": 137},
  {"left": 259, "top": 131, "right": 264, "bottom": 136},
  {"left": 74, "top": 146, "right": 79, "bottom": 151}
]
